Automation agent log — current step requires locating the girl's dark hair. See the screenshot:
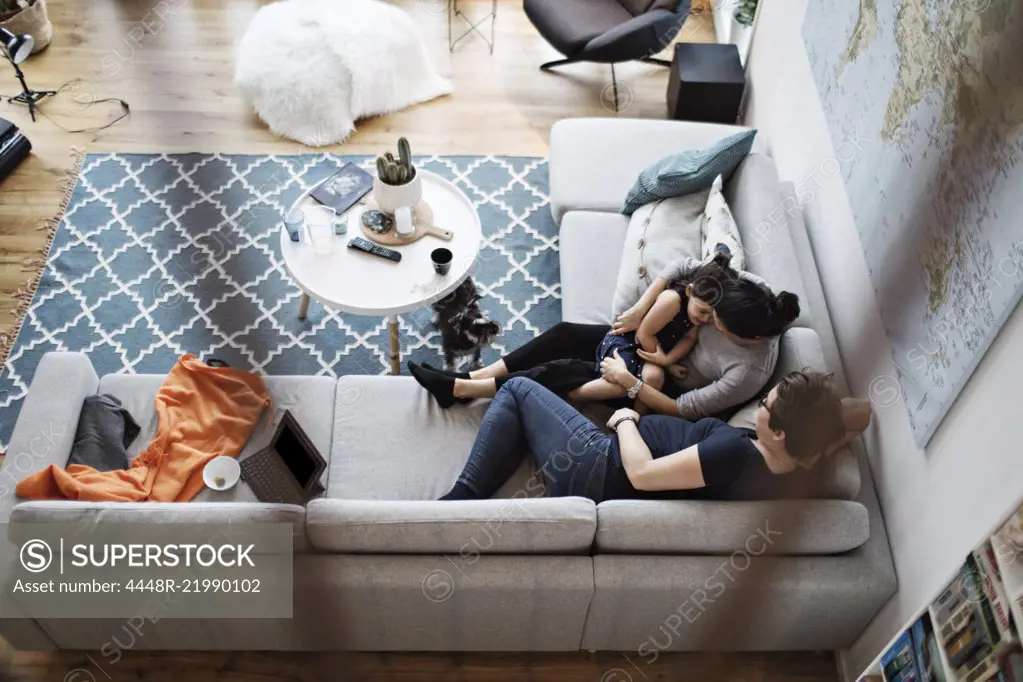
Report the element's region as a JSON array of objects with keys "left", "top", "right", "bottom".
[
  {"left": 680, "top": 252, "right": 737, "bottom": 306},
  {"left": 714, "top": 277, "right": 800, "bottom": 340}
]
